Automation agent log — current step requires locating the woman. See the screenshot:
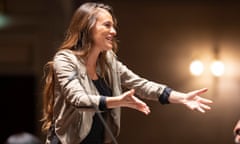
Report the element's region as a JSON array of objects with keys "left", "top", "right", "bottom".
[{"left": 41, "top": 2, "right": 212, "bottom": 144}]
